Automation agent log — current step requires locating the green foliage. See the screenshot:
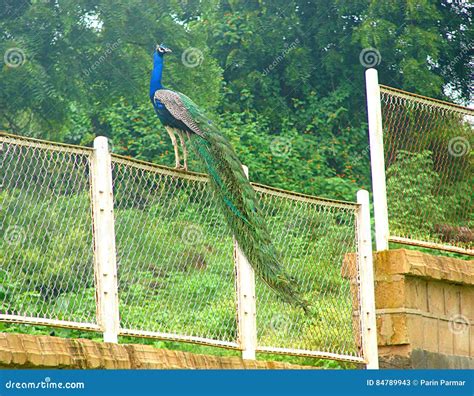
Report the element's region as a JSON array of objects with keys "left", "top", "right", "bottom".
[
  {"left": 1, "top": 0, "right": 471, "bottom": 201},
  {"left": 386, "top": 149, "right": 472, "bottom": 246},
  {"left": 386, "top": 150, "right": 444, "bottom": 238},
  {"left": 221, "top": 88, "right": 369, "bottom": 200},
  {"left": 1, "top": 0, "right": 222, "bottom": 139}
]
